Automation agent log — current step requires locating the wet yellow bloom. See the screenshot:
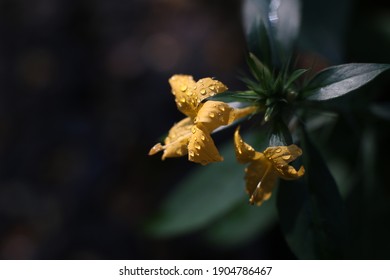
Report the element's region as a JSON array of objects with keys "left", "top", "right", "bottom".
[
  {"left": 234, "top": 127, "right": 305, "bottom": 205},
  {"left": 149, "top": 75, "right": 255, "bottom": 165}
]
